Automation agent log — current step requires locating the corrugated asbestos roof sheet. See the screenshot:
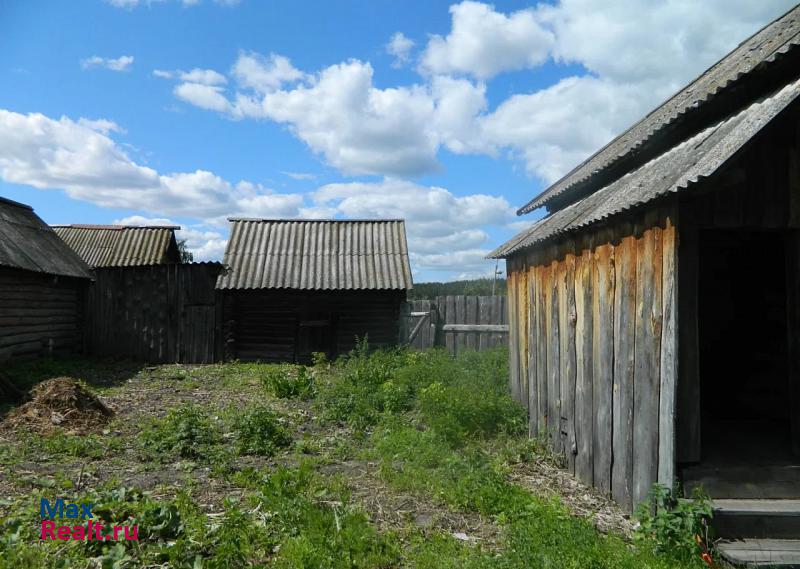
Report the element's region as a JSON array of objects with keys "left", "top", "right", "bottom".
[
  {"left": 52, "top": 225, "right": 179, "bottom": 268},
  {"left": 217, "top": 219, "right": 413, "bottom": 290},
  {"left": 0, "top": 197, "right": 92, "bottom": 279},
  {"left": 519, "top": 4, "right": 800, "bottom": 214},
  {"left": 490, "top": 78, "right": 800, "bottom": 258}
]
